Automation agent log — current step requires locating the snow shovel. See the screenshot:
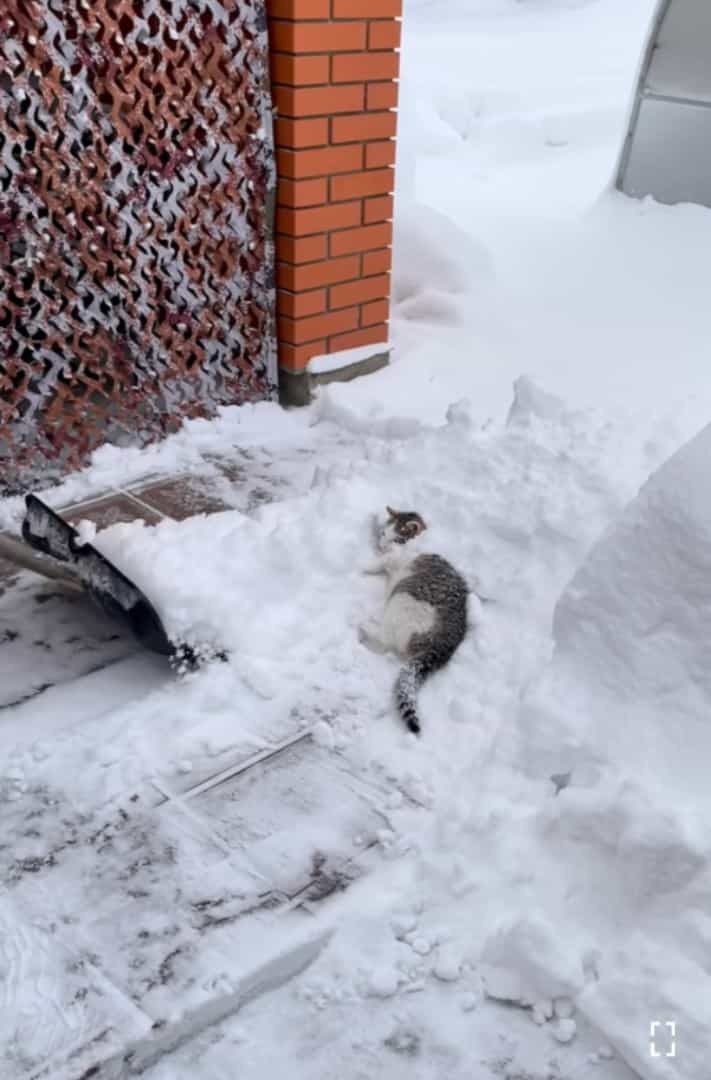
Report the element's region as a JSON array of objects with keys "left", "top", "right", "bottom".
[{"left": 7, "top": 494, "right": 183, "bottom": 661}]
